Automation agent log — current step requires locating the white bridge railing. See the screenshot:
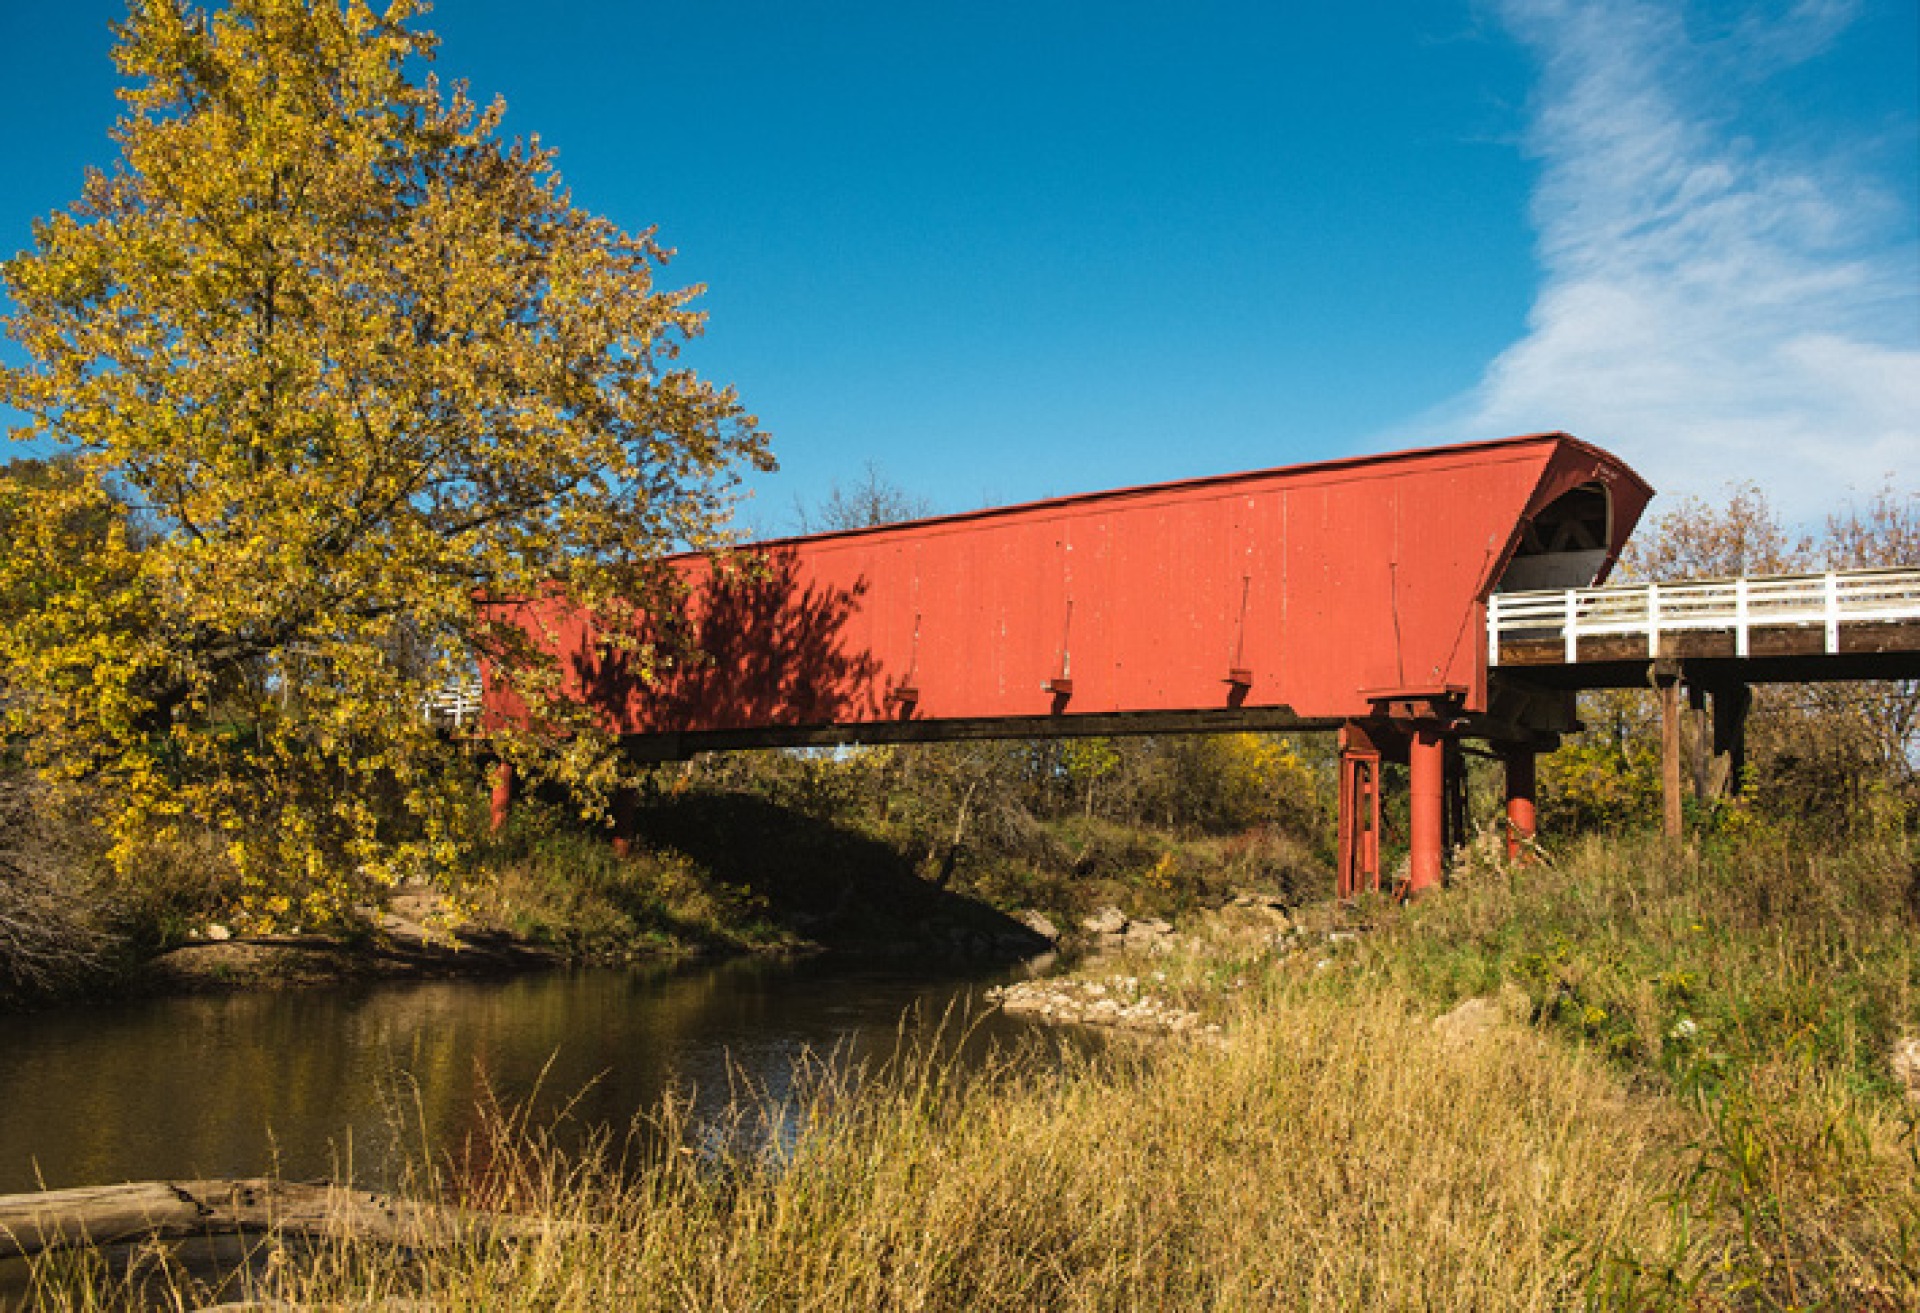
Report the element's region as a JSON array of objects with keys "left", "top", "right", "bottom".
[
  {"left": 422, "top": 678, "right": 485, "bottom": 729},
  {"left": 1488, "top": 567, "right": 1920, "bottom": 666}
]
